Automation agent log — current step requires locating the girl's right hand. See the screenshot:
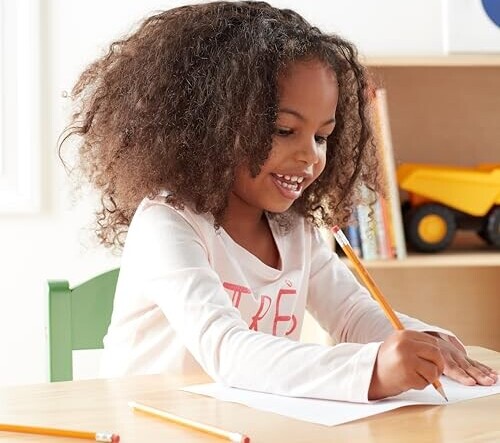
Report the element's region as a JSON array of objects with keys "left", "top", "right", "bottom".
[{"left": 368, "top": 330, "right": 445, "bottom": 400}]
